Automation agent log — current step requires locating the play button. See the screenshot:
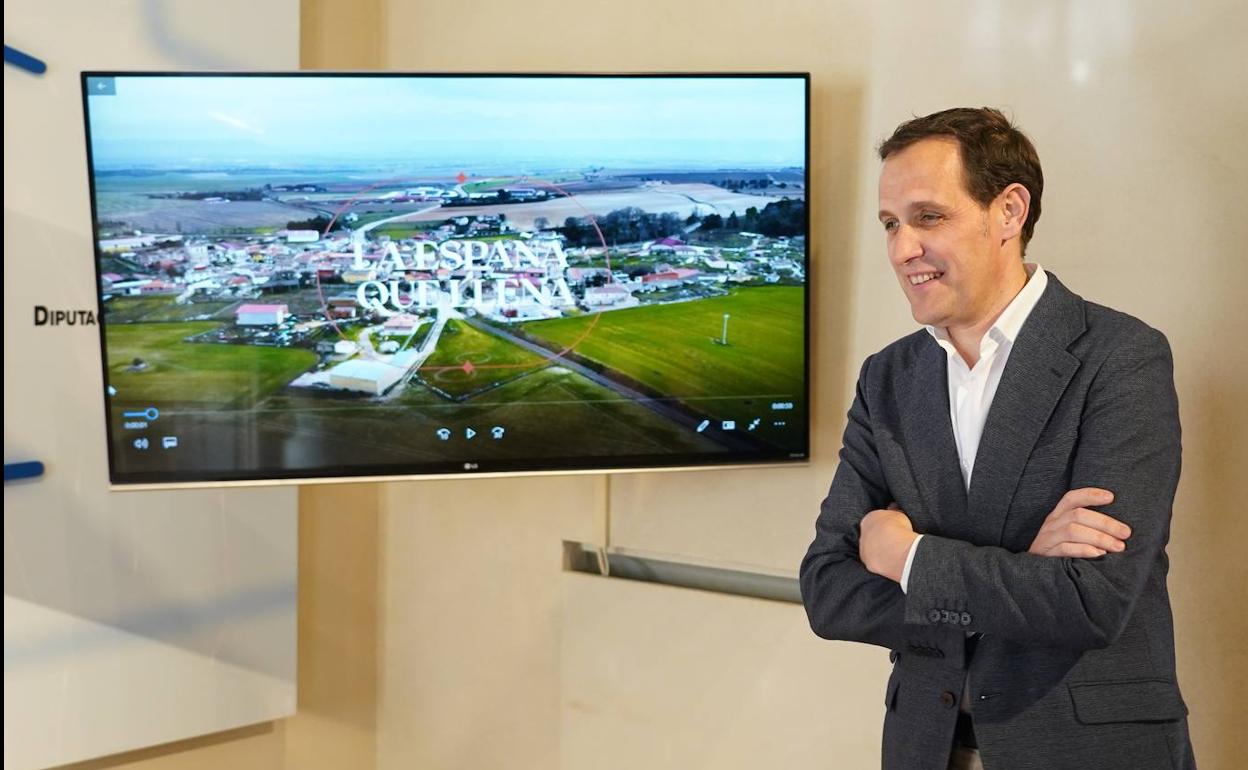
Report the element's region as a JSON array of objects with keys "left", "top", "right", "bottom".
[{"left": 465, "top": 427, "right": 476, "bottom": 439}]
